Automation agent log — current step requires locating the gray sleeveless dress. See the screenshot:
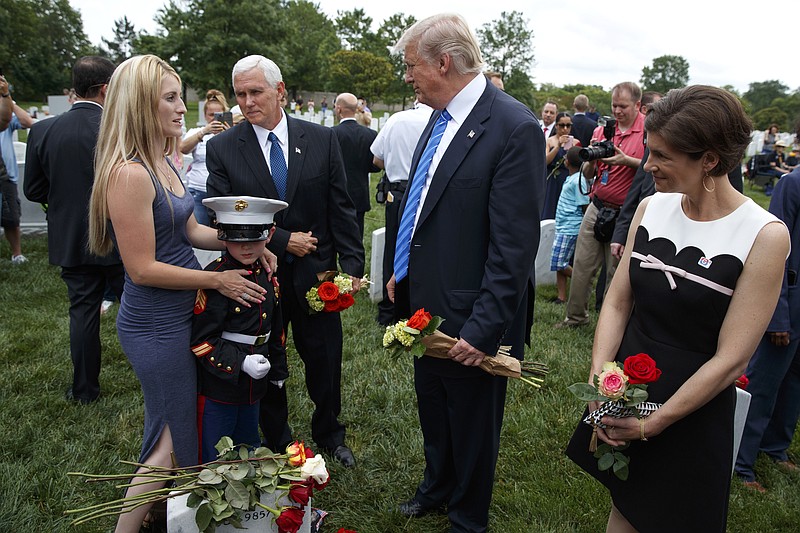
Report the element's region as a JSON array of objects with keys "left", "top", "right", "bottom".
[{"left": 115, "top": 159, "right": 201, "bottom": 467}]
